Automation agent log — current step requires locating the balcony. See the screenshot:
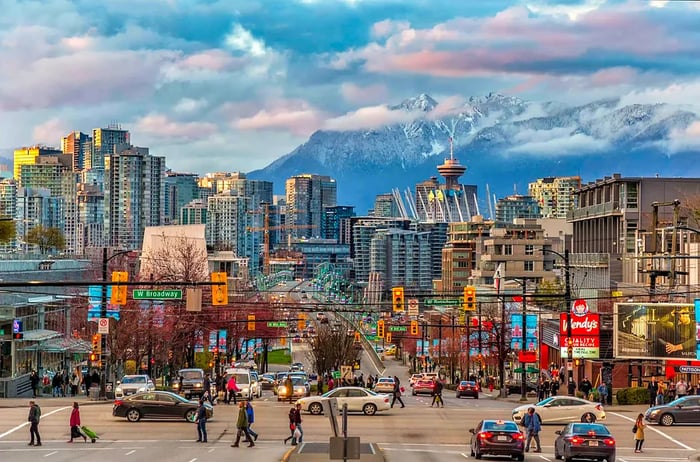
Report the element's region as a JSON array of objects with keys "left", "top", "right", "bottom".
[{"left": 568, "top": 201, "right": 621, "bottom": 220}]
